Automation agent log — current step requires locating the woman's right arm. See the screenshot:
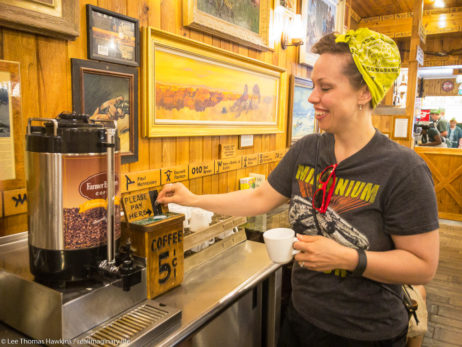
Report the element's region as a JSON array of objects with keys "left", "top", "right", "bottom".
[{"left": 156, "top": 180, "right": 289, "bottom": 217}]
